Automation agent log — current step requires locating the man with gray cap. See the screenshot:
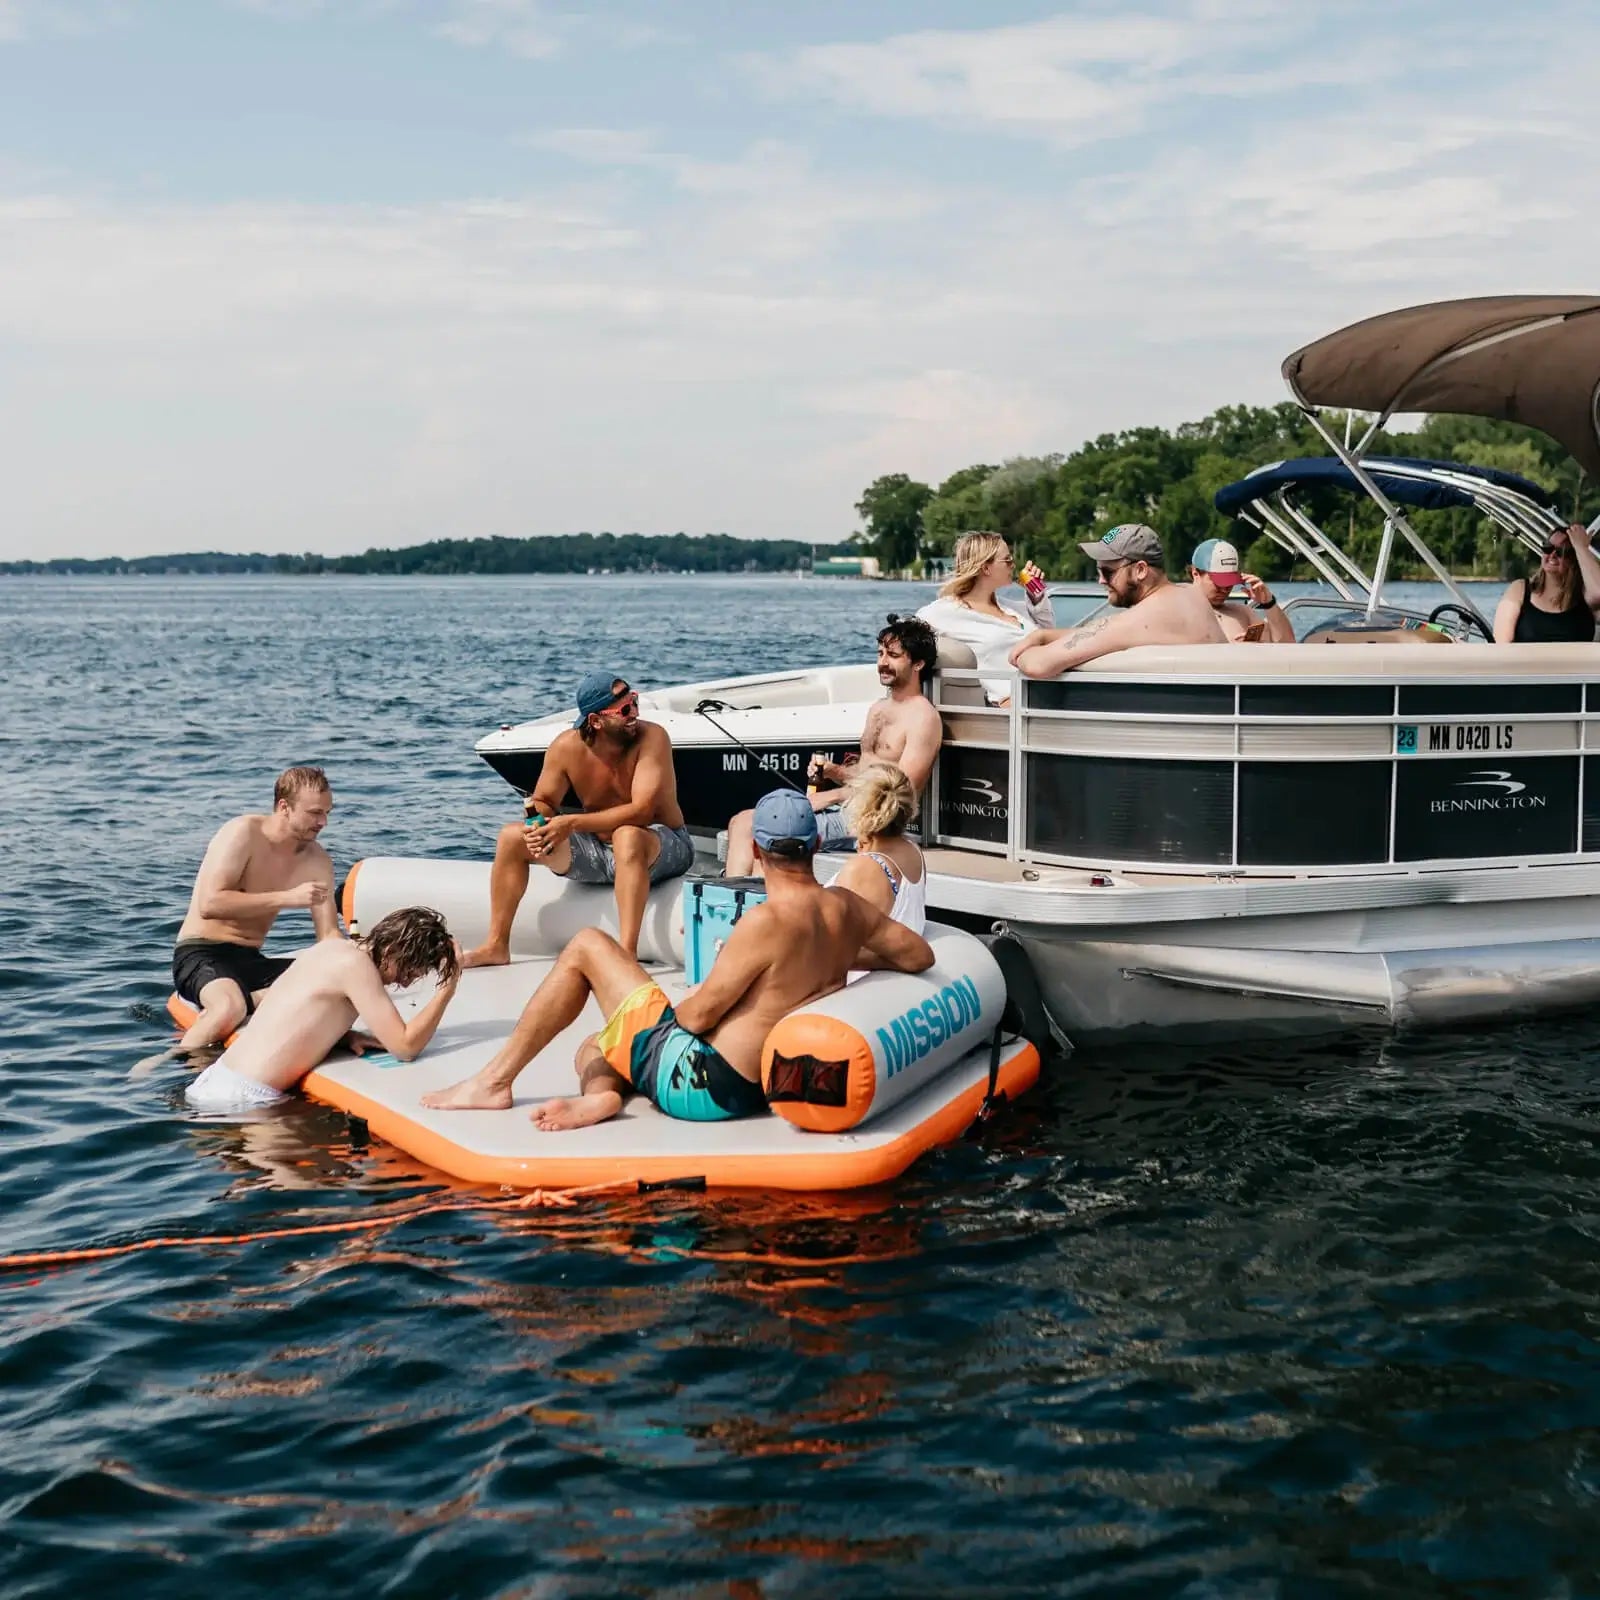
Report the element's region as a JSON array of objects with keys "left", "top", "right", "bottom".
[
  {"left": 1008, "top": 523, "right": 1225, "bottom": 677},
  {"left": 462, "top": 669, "right": 693, "bottom": 968},
  {"left": 423, "top": 788, "right": 934, "bottom": 1126}
]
